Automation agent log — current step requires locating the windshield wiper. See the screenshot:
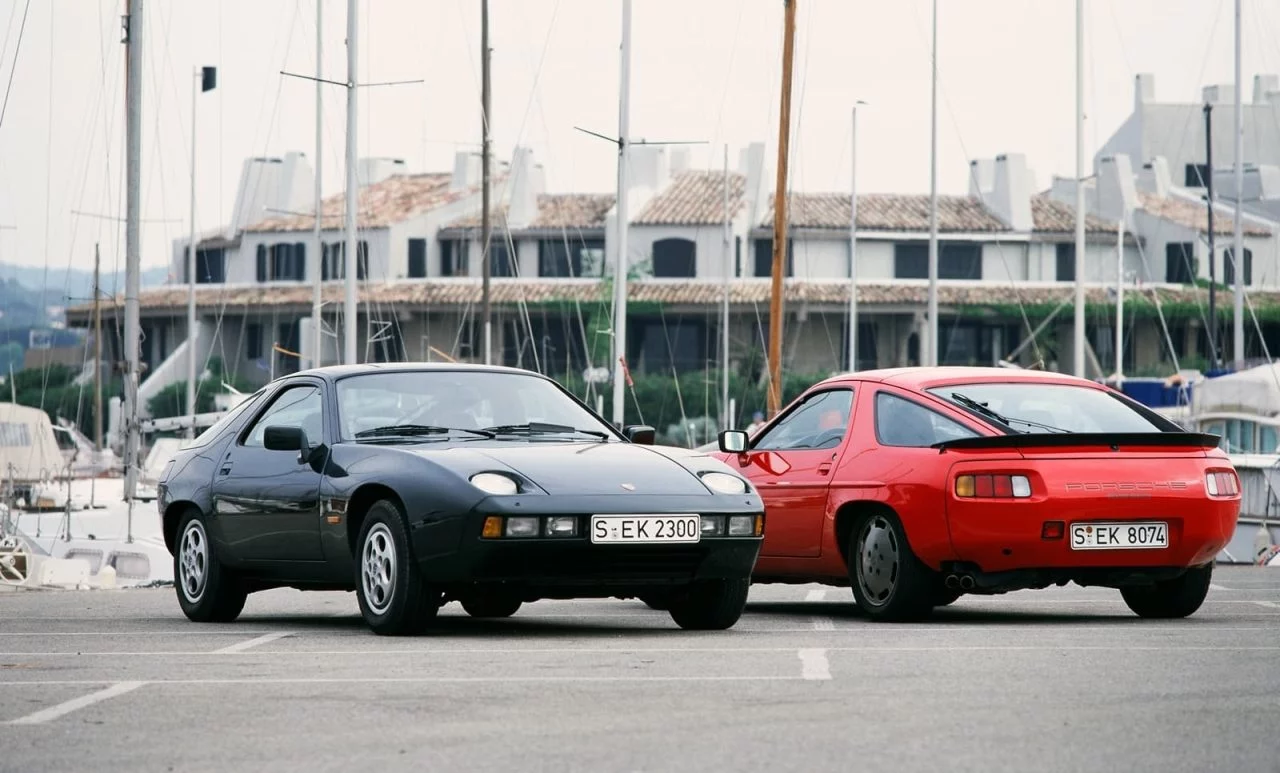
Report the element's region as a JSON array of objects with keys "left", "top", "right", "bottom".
[
  {"left": 354, "top": 424, "right": 496, "bottom": 439},
  {"left": 949, "top": 392, "right": 1070, "bottom": 434},
  {"left": 482, "top": 422, "right": 609, "bottom": 440}
]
